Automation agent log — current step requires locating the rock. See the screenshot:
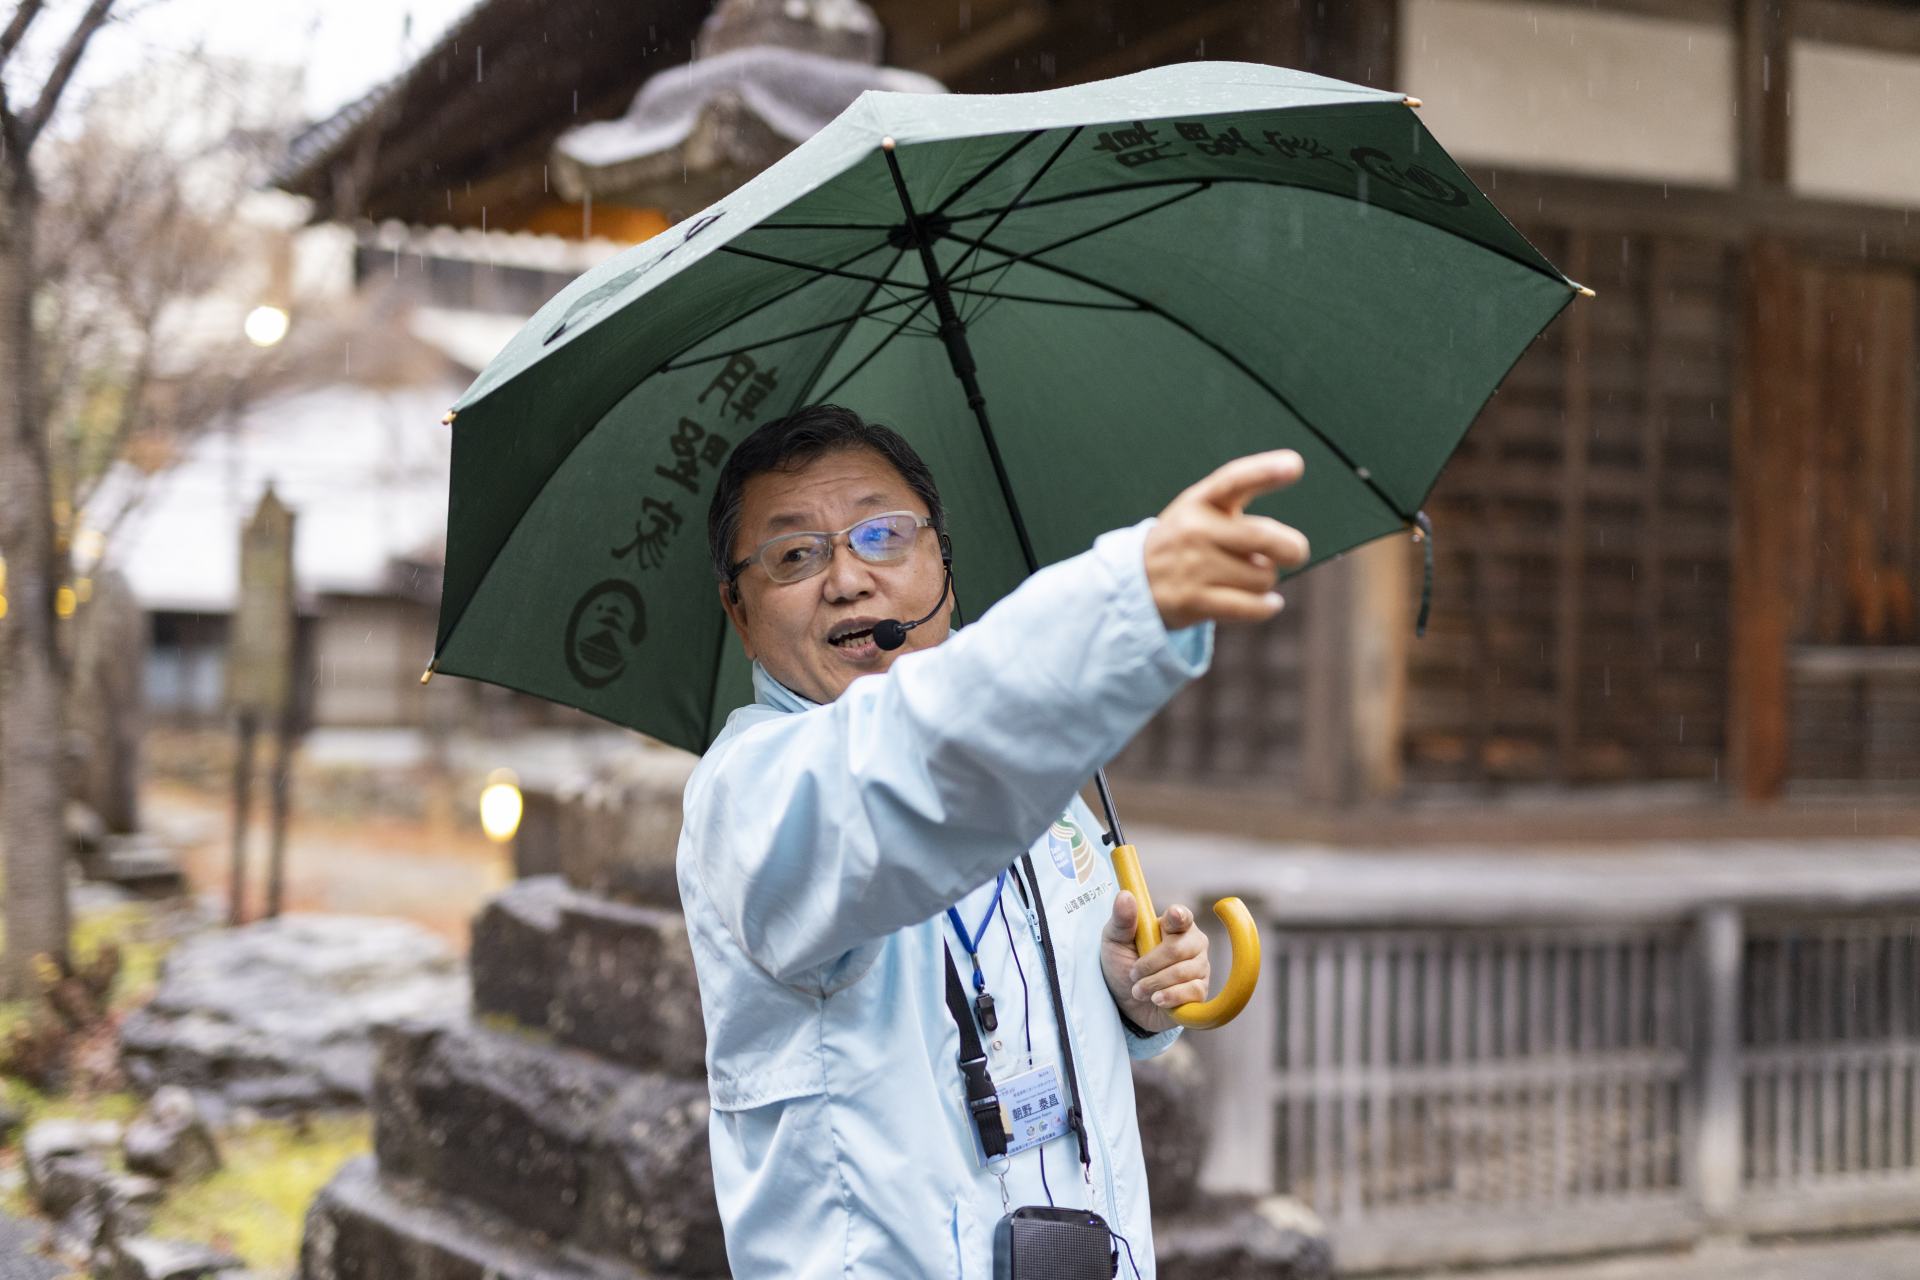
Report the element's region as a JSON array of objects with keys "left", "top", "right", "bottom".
[
  {"left": 1155, "top": 1195, "right": 1333, "bottom": 1280},
  {"left": 120, "top": 915, "right": 467, "bottom": 1112},
  {"left": 23, "top": 1119, "right": 121, "bottom": 1217},
  {"left": 300, "top": 1157, "right": 637, "bottom": 1280},
  {"left": 101, "top": 1234, "right": 246, "bottom": 1280},
  {"left": 123, "top": 1087, "right": 221, "bottom": 1182},
  {"left": 470, "top": 878, "right": 707, "bottom": 1076},
  {"left": 580, "top": 1072, "right": 724, "bottom": 1274},
  {"left": 552, "top": 896, "right": 705, "bottom": 1076},
  {"left": 372, "top": 1022, "right": 721, "bottom": 1272},
  {"left": 1130, "top": 1038, "right": 1209, "bottom": 1214},
  {"left": 556, "top": 749, "right": 697, "bottom": 906},
  {"left": 509, "top": 787, "right": 564, "bottom": 880},
  {"left": 468, "top": 877, "right": 568, "bottom": 1031},
  {"left": 100, "top": 1173, "right": 167, "bottom": 1242}
]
